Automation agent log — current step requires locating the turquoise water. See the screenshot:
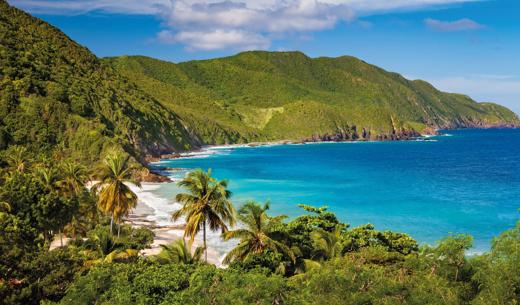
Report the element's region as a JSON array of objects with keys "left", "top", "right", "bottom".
[{"left": 152, "top": 129, "right": 520, "bottom": 252}]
